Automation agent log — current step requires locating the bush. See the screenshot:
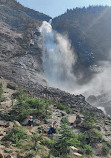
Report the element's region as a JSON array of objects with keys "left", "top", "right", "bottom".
[
  {"left": 61, "top": 117, "right": 69, "bottom": 124},
  {"left": 78, "top": 133, "right": 87, "bottom": 145},
  {"left": 56, "top": 103, "right": 72, "bottom": 114},
  {"left": 46, "top": 125, "right": 81, "bottom": 156},
  {"left": 82, "top": 111, "right": 96, "bottom": 130},
  {"left": 42, "top": 125, "right": 96, "bottom": 157},
  {"left": 101, "top": 144, "right": 110, "bottom": 156},
  {"left": 2, "top": 126, "right": 28, "bottom": 145},
  {"left": 83, "top": 145, "right": 93, "bottom": 155},
  {"left": 85, "top": 128, "right": 102, "bottom": 144},
  {"left": 0, "top": 97, "right": 6, "bottom": 102},
  {"left": 9, "top": 102, "right": 30, "bottom": 122},
  {"left": 3, "top": 96, "right": 52, "bottom": 122},
  {"left": 31, "top": 133, "right": 42, "bottom": 150}
]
